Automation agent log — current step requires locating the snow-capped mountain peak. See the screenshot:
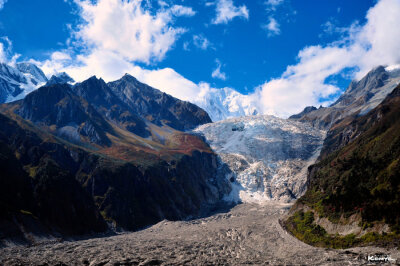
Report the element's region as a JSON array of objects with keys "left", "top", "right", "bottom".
[
  {"left": 0, "top": 62, "right": 48, "bottom": 103},
  {"left": 16, "top": 62, "right": 48, "bottom": 85},
  {"left": 194, "top": 87, "right": 261, "bottom": 122}
]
